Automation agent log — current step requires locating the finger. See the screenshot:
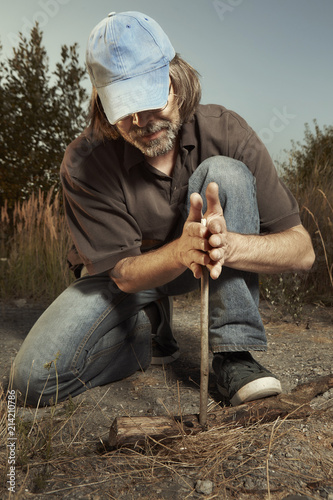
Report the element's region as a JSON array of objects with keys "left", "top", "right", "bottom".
[
  {"left": 208, "top": 217, "right": 226, "bottom": 235},
  {"left": 191, "top": 254, "right": 212, "bottom": 278},
  {"left": 209, "top": 233, "right": 228, "bottom": 248},
  {"left": 186, "top": 249, "right": 210, "bottom": 275},
  {"left": 186, "top": 249, "right": 210, "bottom": 267},
  {"left": 190, "top": 263, "right": 203, "bottom": 279},
  {"left": 186, "top": 225, "right": 210, "bottom": 247},
  {"left": 209, "top": 247, "right": 225, "bottom": 262},
  {"left": 182, "top": 233, "right": 209, "bottom": 251},
  {"left": 207, "top": 260, "right": 223, "bottom": 280}
]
